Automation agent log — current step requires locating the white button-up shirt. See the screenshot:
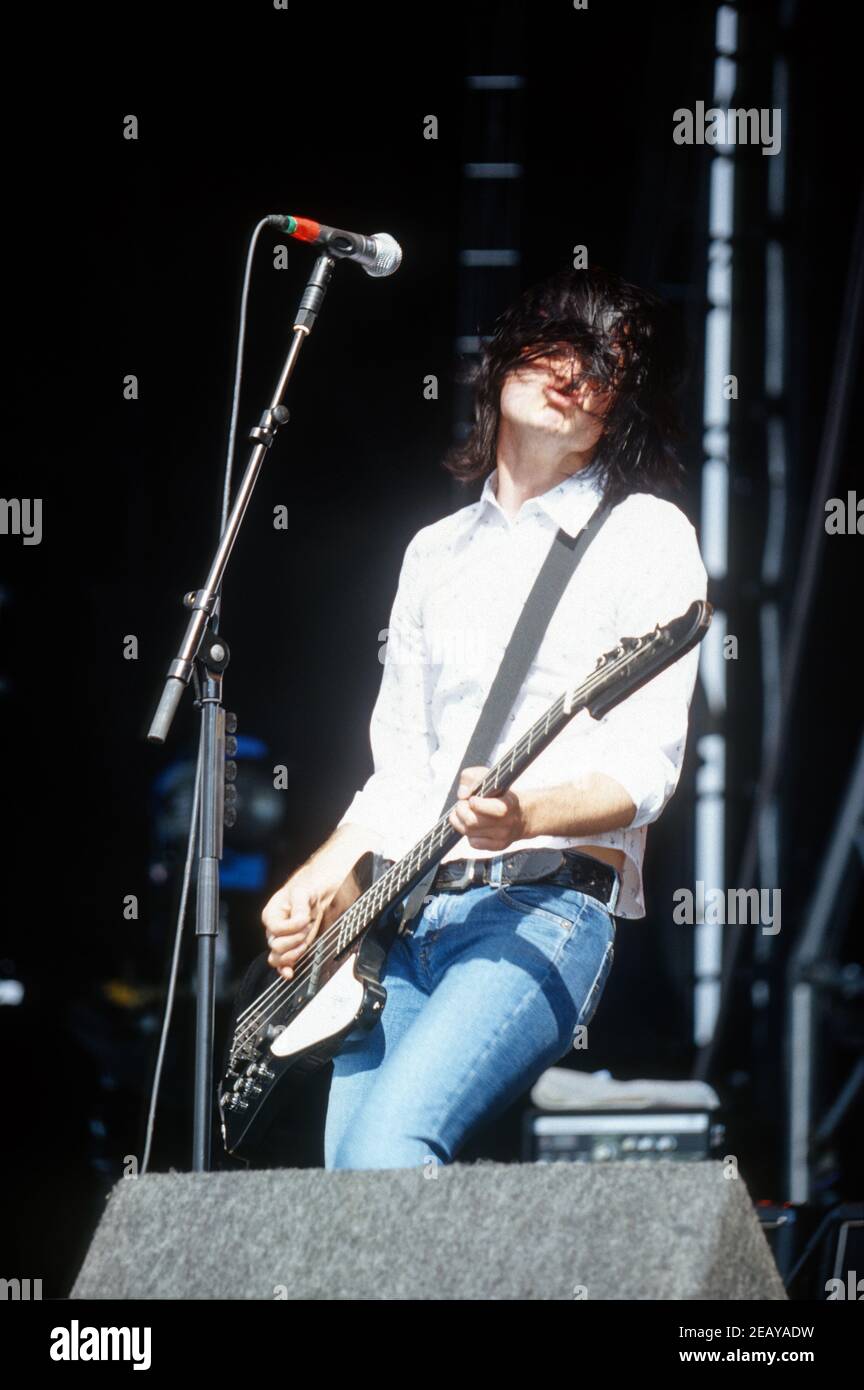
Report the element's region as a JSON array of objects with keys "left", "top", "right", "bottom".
[{"left": 338, "top": 466, "right": 708, "bottom": 917}]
